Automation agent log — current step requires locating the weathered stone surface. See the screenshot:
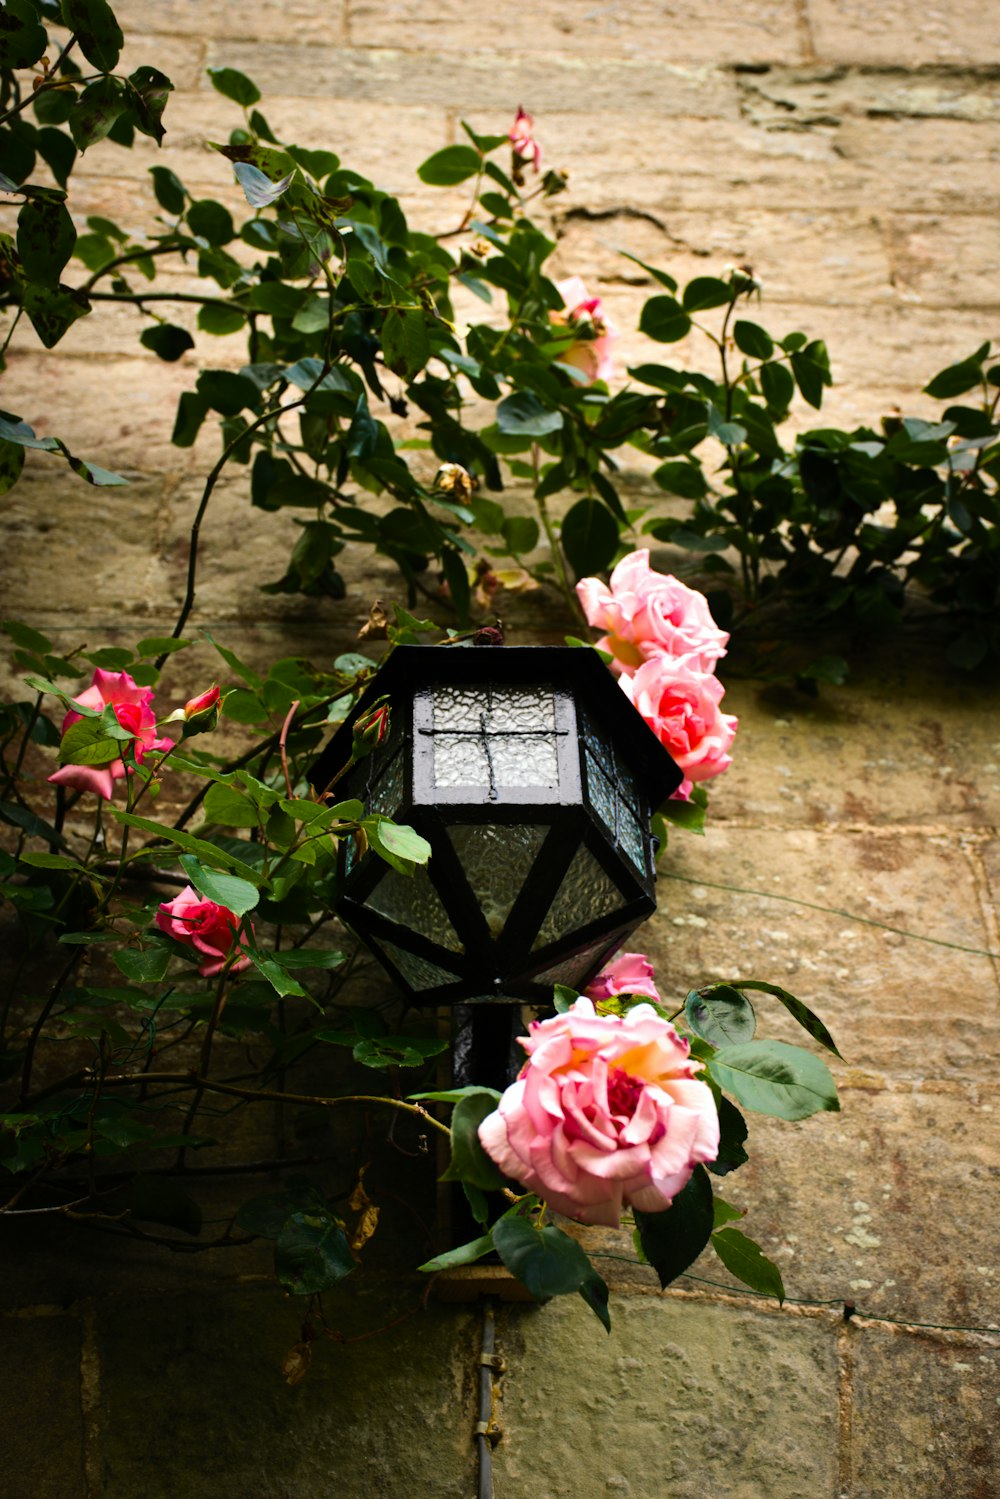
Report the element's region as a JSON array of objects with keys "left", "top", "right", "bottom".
[
  {"left": 0, "top": 1314, "right": 86, "bottom": 1497},
  {"left": 493, "top": 1295, "right": 840, "bottom": 1498},
  {"left": 887, "top": 212, "right": 1000, "bottom": 308},
  {"left": 849, "top": 1325, "right": 1000, "bottom": 1497},
  {"left": 738, "top": 65, "right": 1000, "bottom": 126},
  {"left": 96, "top": 1285, "right": 476, "bottom": 1499},
  {"left": 113, "top": 0, "right": 349, "bottom": 42},
  {"left": 809, "top": 0, "right": 1000, "bottom": 67}
]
